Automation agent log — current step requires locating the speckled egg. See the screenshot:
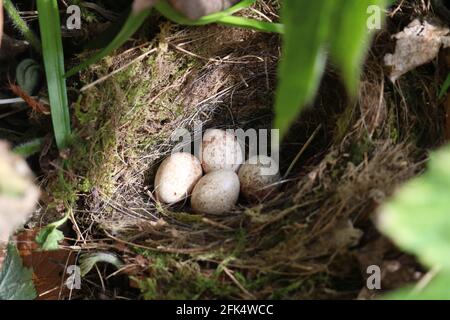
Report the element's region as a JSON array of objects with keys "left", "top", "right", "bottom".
[
  {"left": 238, "top": 155, "right": 280, "bottom": 202},
  {"left": 154, "top": 152, "right": 203, "bottom": 204},
  {"left": 201, "top": 129, "right": 243, "bottom": 173},
  {"left": 191, "top": 170, "right": 240, "bottom": 214}
]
